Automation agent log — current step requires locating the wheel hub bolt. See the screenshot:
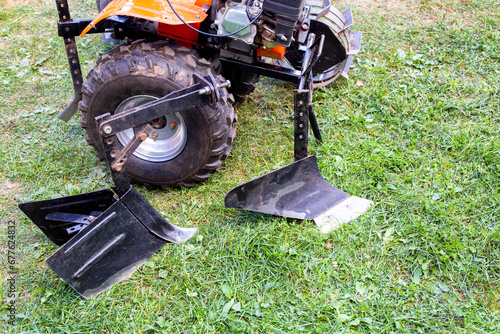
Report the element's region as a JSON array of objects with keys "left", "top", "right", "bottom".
[
  {"left": 151, "top": 132, "right": 159, "bottom": 140},
  {"left": 170, "top": 121, "right": 177, "bottom": 128}
]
